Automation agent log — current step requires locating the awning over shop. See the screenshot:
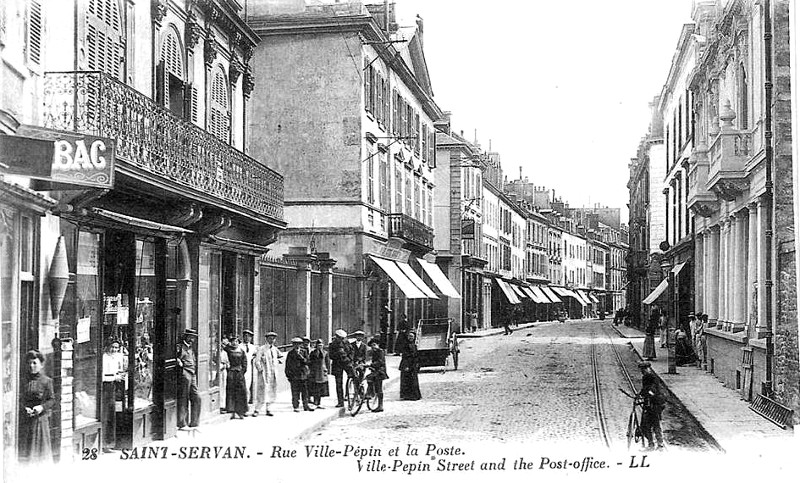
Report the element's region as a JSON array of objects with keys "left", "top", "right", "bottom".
[
  {"left": 528, "top": 287, "right": 551, "bottom": 304},
  {"left": 509, "top": 284, "right": 528, "bottom": 300},
  {"left": 91, "top": 208, "right": 193, "bottom": 233},
  {"left": 576, "top": 290, "right": 592, "bottom": 305},
  {"left": 495, "top": 278, "right": 521, "bottom": 304},
  {"left": 369, "top": 255, "right": 428, "bottom": 299},
  {"left": 396, "top": 261, "right": 439, "bottom": 299},
  {"left": 417, "top": 259, "right": 461, "bottom": 298},
  {"left": 540, "top": 286, "right": 562, "bottom": 303},
  {"left": 588, "top": 293, "right": 600, "bottom": 303},
  {"left": 642, "top": 262, "right": 686, "bottom": 305},
  {"left": 553, "top": 287, "right": 587, "bottom": 306}
]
